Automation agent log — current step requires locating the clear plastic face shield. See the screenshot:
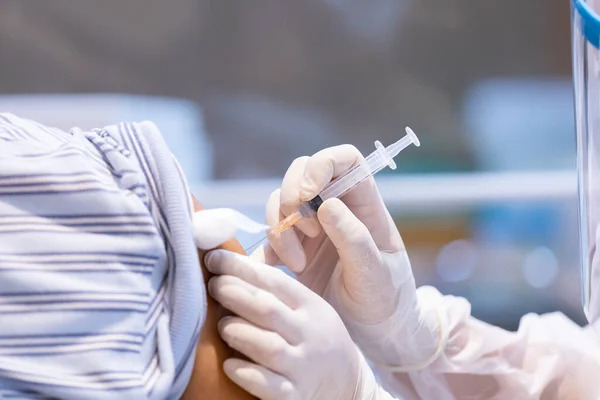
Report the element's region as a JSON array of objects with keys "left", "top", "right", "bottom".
[{"left": 573, "top": 0, "right": 600, "bottom": 329}]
